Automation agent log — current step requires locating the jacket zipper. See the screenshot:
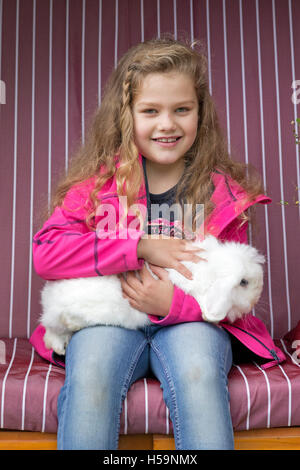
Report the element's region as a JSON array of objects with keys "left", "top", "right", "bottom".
[{"left": 229, "top": 324, "right": 280, "bottom": 362}]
